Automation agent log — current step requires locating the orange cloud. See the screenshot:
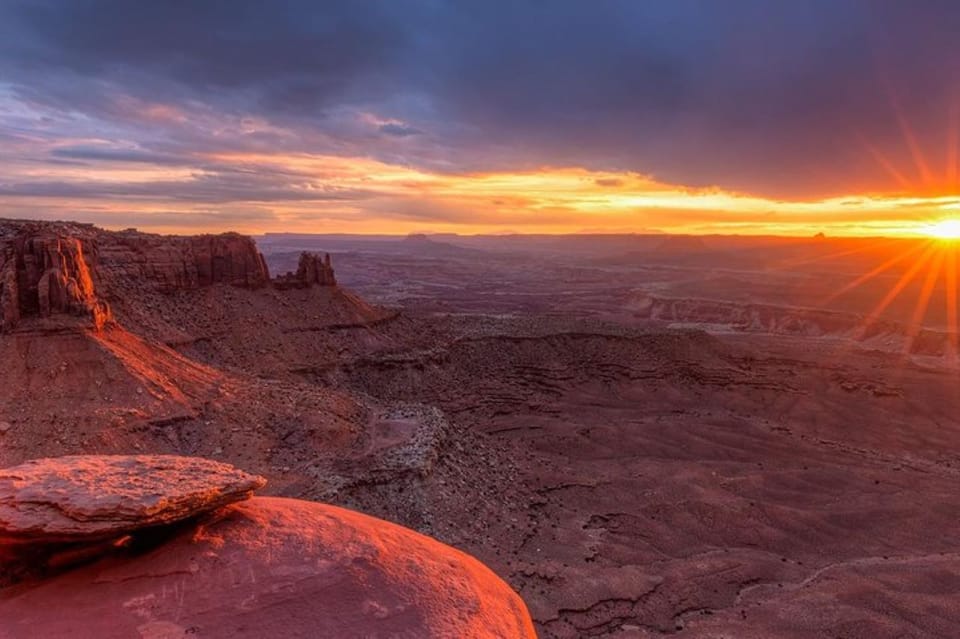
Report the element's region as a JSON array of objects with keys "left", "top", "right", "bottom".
[{"left": 3, "top": 148, "right": 960, "bottom": 236}]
